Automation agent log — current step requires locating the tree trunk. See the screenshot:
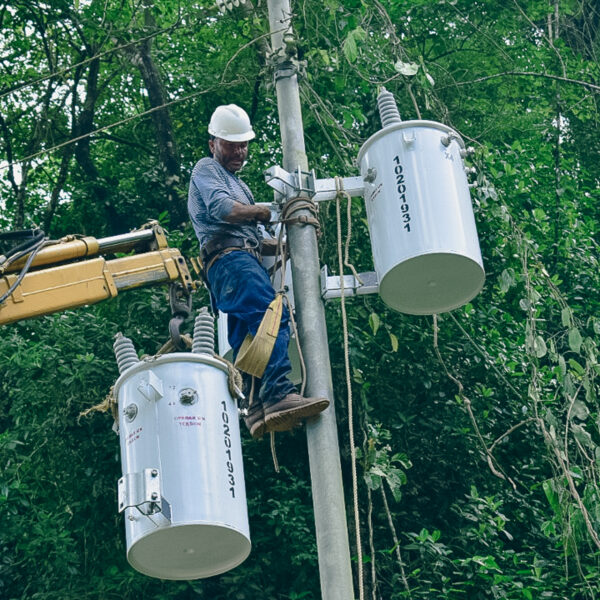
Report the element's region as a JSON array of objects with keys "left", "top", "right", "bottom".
[
  {"left": 73, "top": 56, "right": 121, "bottom": 234},
  {"left": 129, "top": 6, "right": 185, "bottom": 226}
]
